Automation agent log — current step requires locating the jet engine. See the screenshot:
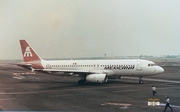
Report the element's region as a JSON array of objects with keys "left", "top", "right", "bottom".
[{"left": 86, "top": 74, "right": 108, "bottom": 83}]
